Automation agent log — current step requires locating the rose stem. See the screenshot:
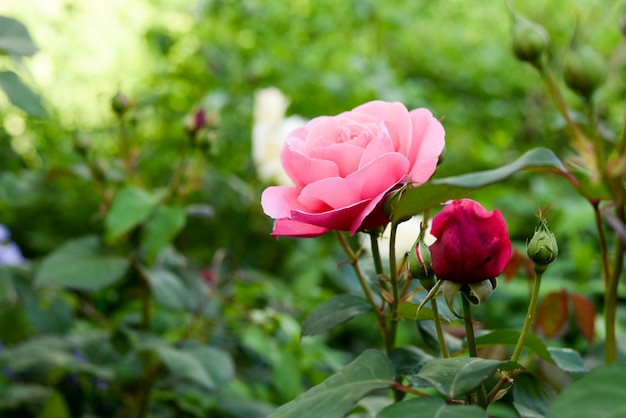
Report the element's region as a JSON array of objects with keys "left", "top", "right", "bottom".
[
  {"left": 430, "top": 298, "right": 450, "bottom": 358},
  {"left": 511, "top": 271, "right": 543, "bottom": 363},
  {"left": 335, "top": 231, "right": 388, "bottom": 344},
  {"left": 368, "top": 229, "right": 390, "bottom": 292},
  {"left": 462, "top": 294, "right": 488, "bottom": 408},
  {"left": 387, "top": 222, "right": 400, "bottom": 353}
]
